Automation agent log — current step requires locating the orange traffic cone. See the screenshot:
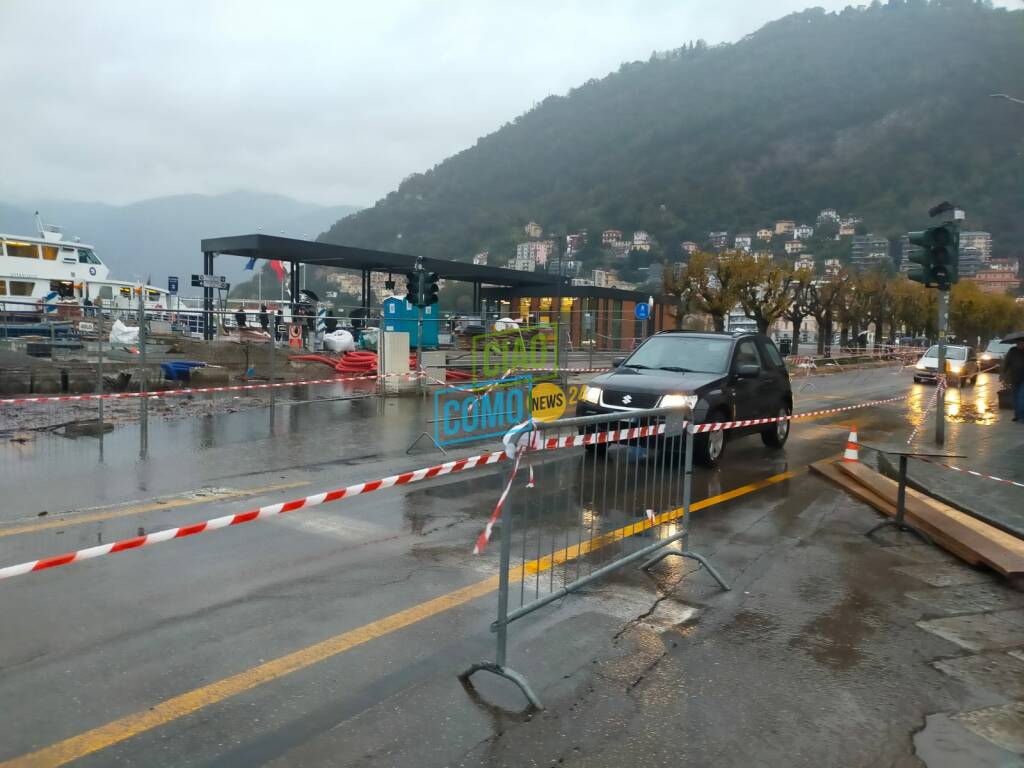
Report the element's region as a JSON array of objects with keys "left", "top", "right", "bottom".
[{"left": 842, "top": 425, "right": 859, "bottom": 463}]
